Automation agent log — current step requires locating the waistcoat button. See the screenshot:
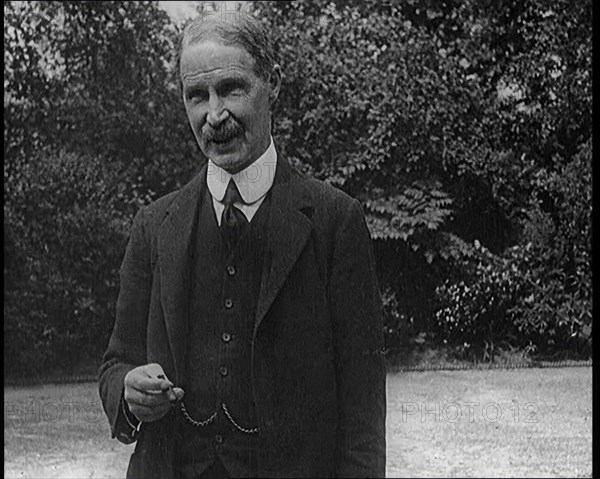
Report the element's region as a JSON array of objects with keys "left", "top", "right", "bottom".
[
  {"left": 224, "top": 298, "right": 233, "bottom": 309},
  {"left": 227, "top": 265, "right": 236, "bottom": 276},
  {"left": 222, "top": 332, "right": 232, "bottom": 342}
]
